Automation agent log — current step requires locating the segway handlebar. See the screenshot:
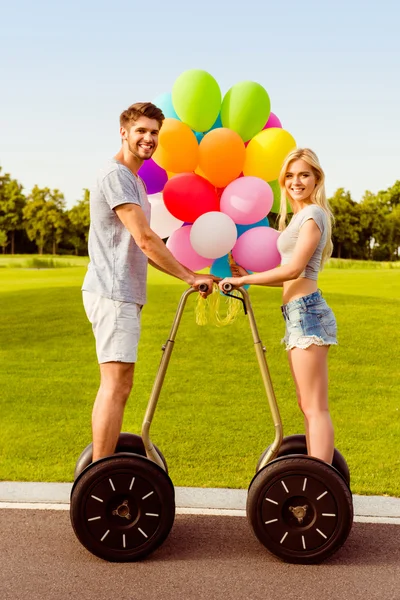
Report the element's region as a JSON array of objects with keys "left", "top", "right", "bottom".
[
  {"left": 198, "top": 282, "right": 234, "bottom": 293},
  {"left": 222, "top": 282, "right": 233, "bottom": 293}
]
